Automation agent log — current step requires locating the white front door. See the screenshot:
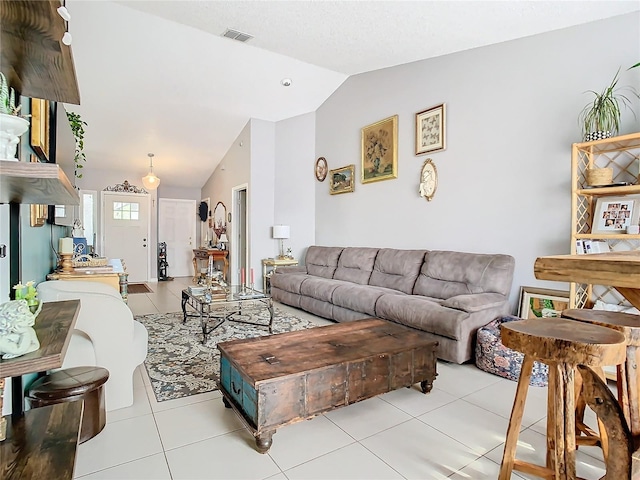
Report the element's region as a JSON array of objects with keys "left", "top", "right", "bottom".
[
  {"left": 101, "top": 191, "right": 150, "bottom": 282},
  {"left": 158, "top": 198, "right": 196, "bottom": 278}
]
